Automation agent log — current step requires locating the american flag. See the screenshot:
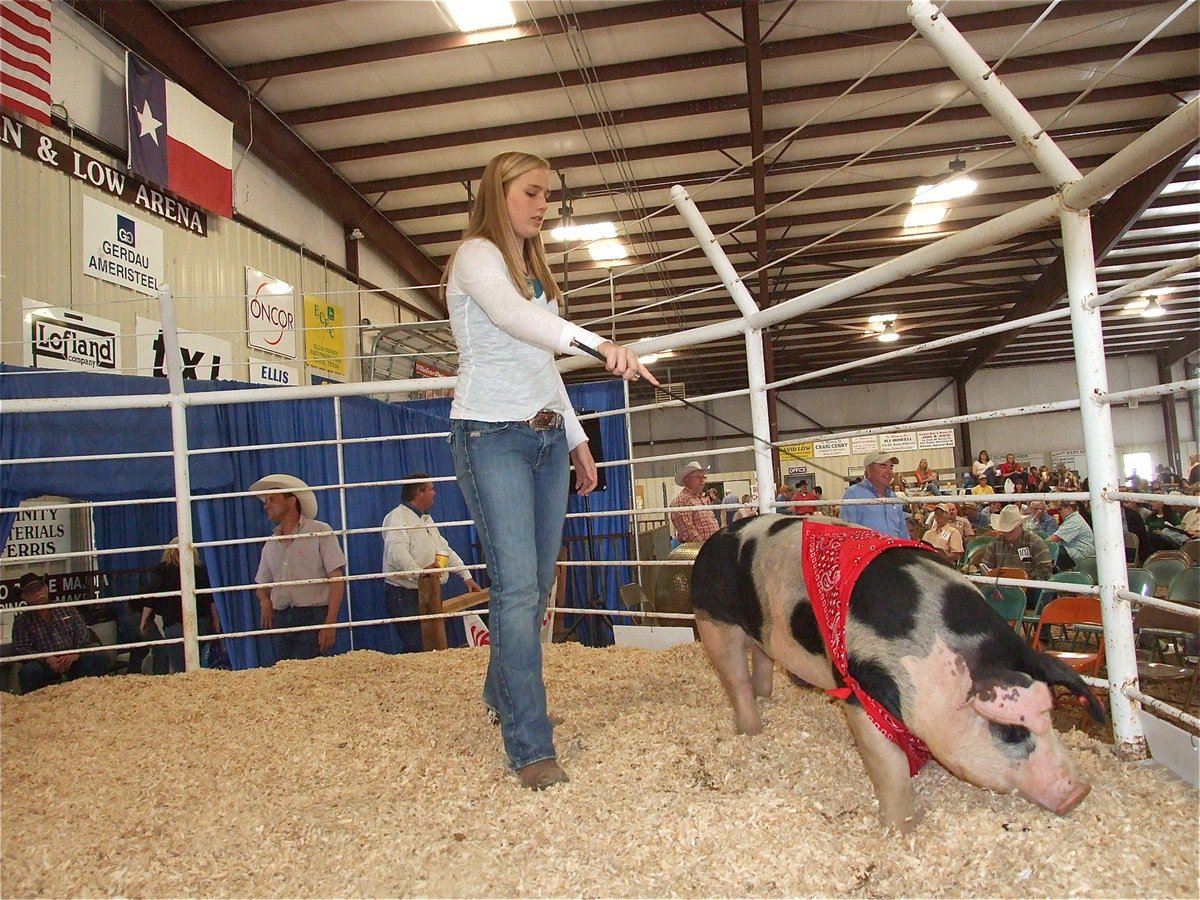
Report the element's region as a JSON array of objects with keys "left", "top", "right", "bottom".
[{"left": 0, "top": 0, "right": 52, "bottom": 125}]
